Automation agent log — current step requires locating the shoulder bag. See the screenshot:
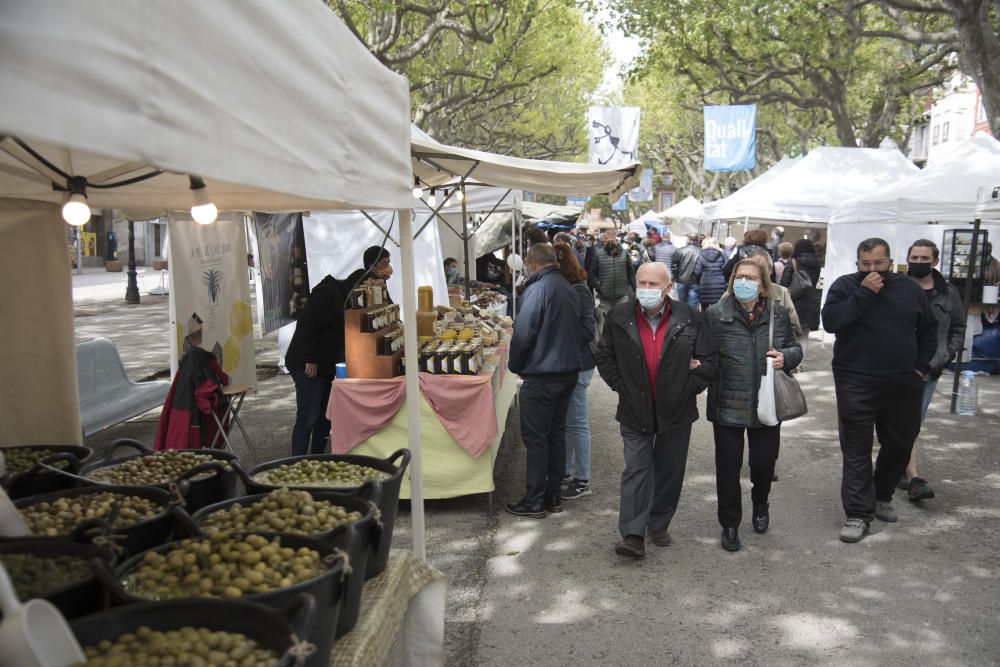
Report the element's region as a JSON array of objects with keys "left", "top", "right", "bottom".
[
  {"left": 763, "top": 299, "right": 807, "bottom": 422},
  {"left": 787, "top": 258, "right": 814, "bottom": 300}
]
